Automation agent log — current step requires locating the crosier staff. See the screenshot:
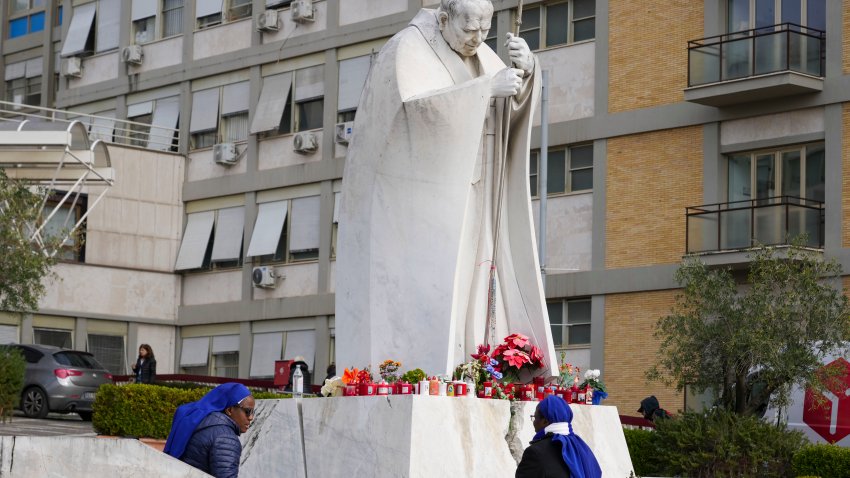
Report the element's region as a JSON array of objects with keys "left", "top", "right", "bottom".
[{"left": 484, "top": 0, "right": 525, "bottom": 348}]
